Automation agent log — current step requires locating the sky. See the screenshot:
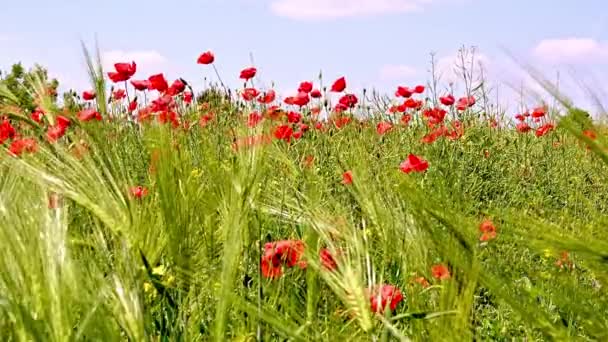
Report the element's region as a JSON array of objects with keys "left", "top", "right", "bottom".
[{"left": 1, "top": 0, "right": 607, "bottom": 112}]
